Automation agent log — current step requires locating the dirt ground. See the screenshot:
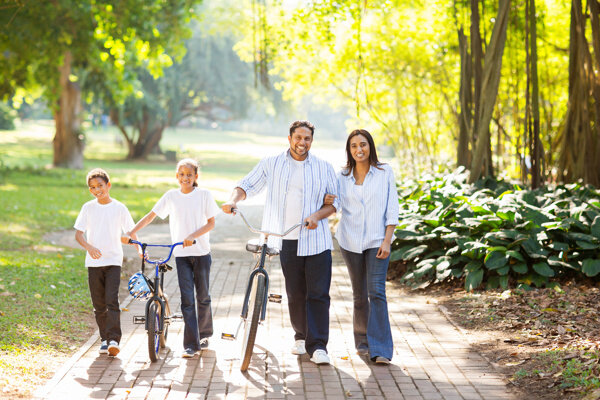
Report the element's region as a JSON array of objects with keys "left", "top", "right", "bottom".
[{"left": 415, "top": 280, "right": 600, "bottom": 400}]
